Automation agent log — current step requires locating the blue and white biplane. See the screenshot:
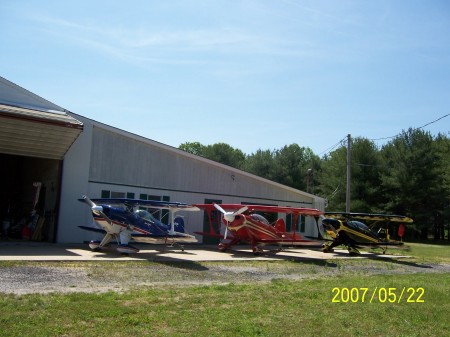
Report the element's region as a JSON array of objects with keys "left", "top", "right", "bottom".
[{"left": 78, "top": 196, "right": 198, "bottom": 254}]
